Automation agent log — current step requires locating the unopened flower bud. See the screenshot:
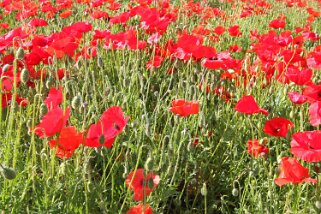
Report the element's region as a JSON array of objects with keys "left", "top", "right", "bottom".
[
  {"left": 144, "top": 157, "right": 153, "bottom": 171},
  {"left": 71, "top": 95, "right": 81, "bottom": 109},
  {"left": 20, "top": 68, "right": 29, "bottom": 83},
  {"left": 1, "top": 167, "right": 16, "bottom": 180},
  {"left": 97, "top": 56, "right": 103, "bottom": 68},
  {"left": 201, "top": 183, "right": 207, "bottom": 196},
  {"left": 40, "top": 103, "right": 47, "bottom": 116},
  {"left": 316, "top": 201, "right": 321, "bottom": 210},
  {"left": 46, "top": 77, "right": 54, "bottom": 89},
  {"left": 2, "top": 64, "right": 10, "bottom": 73},
  {"left": 232, "top": 188, "right": 239, "bottom": 197},
  {"left": 16, "top": 47, "right": 24, "bottom": 60}
]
